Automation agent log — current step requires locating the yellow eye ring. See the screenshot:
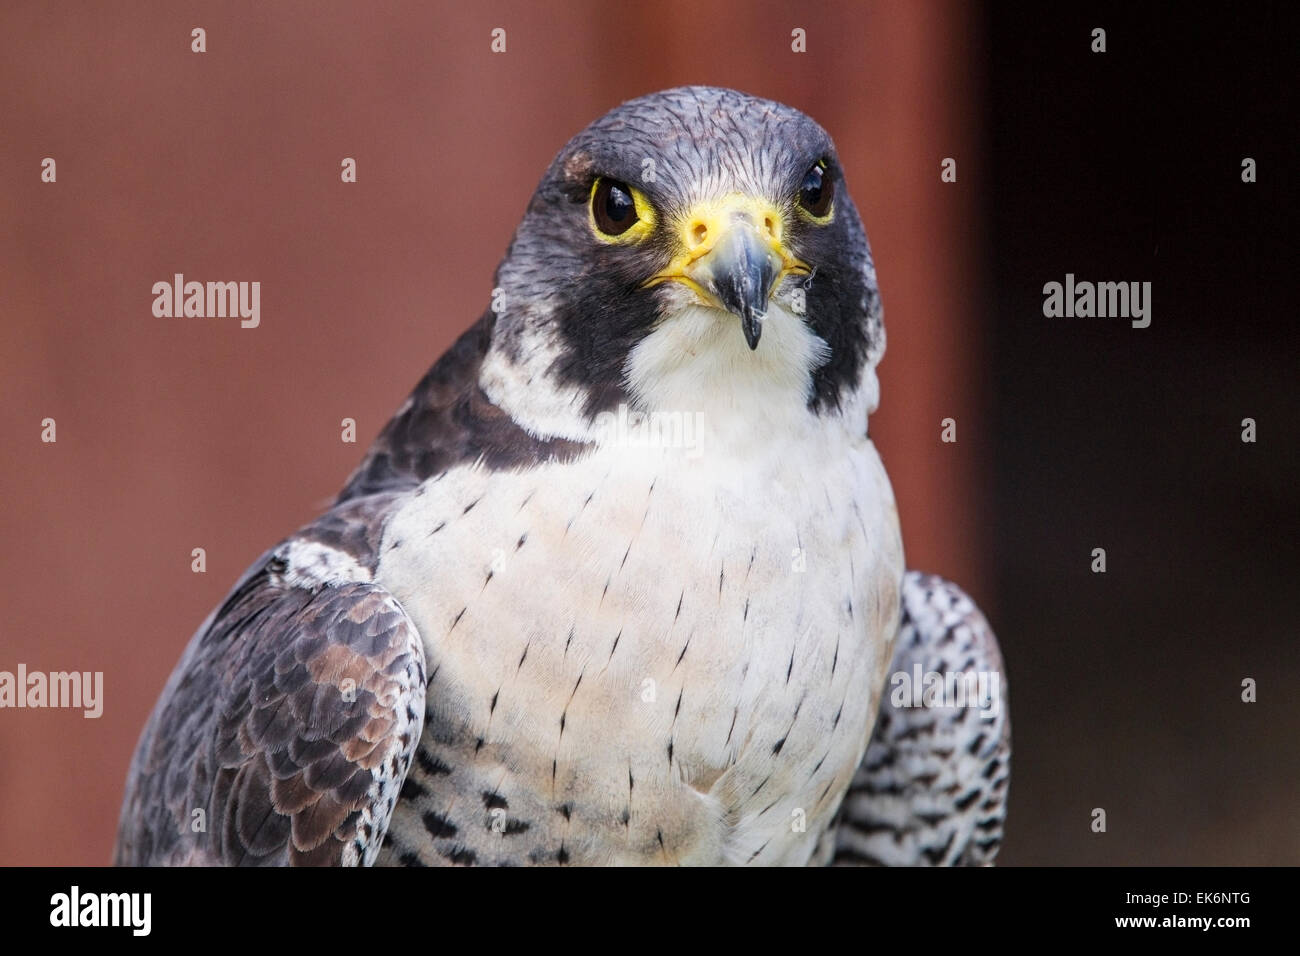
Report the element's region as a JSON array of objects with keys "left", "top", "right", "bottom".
[
  {"left": 795, "top": 159, "right": 834, "bottom": 224},
  {"left": 589, "top": 177, "right": 656, "bottom": 243}
]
